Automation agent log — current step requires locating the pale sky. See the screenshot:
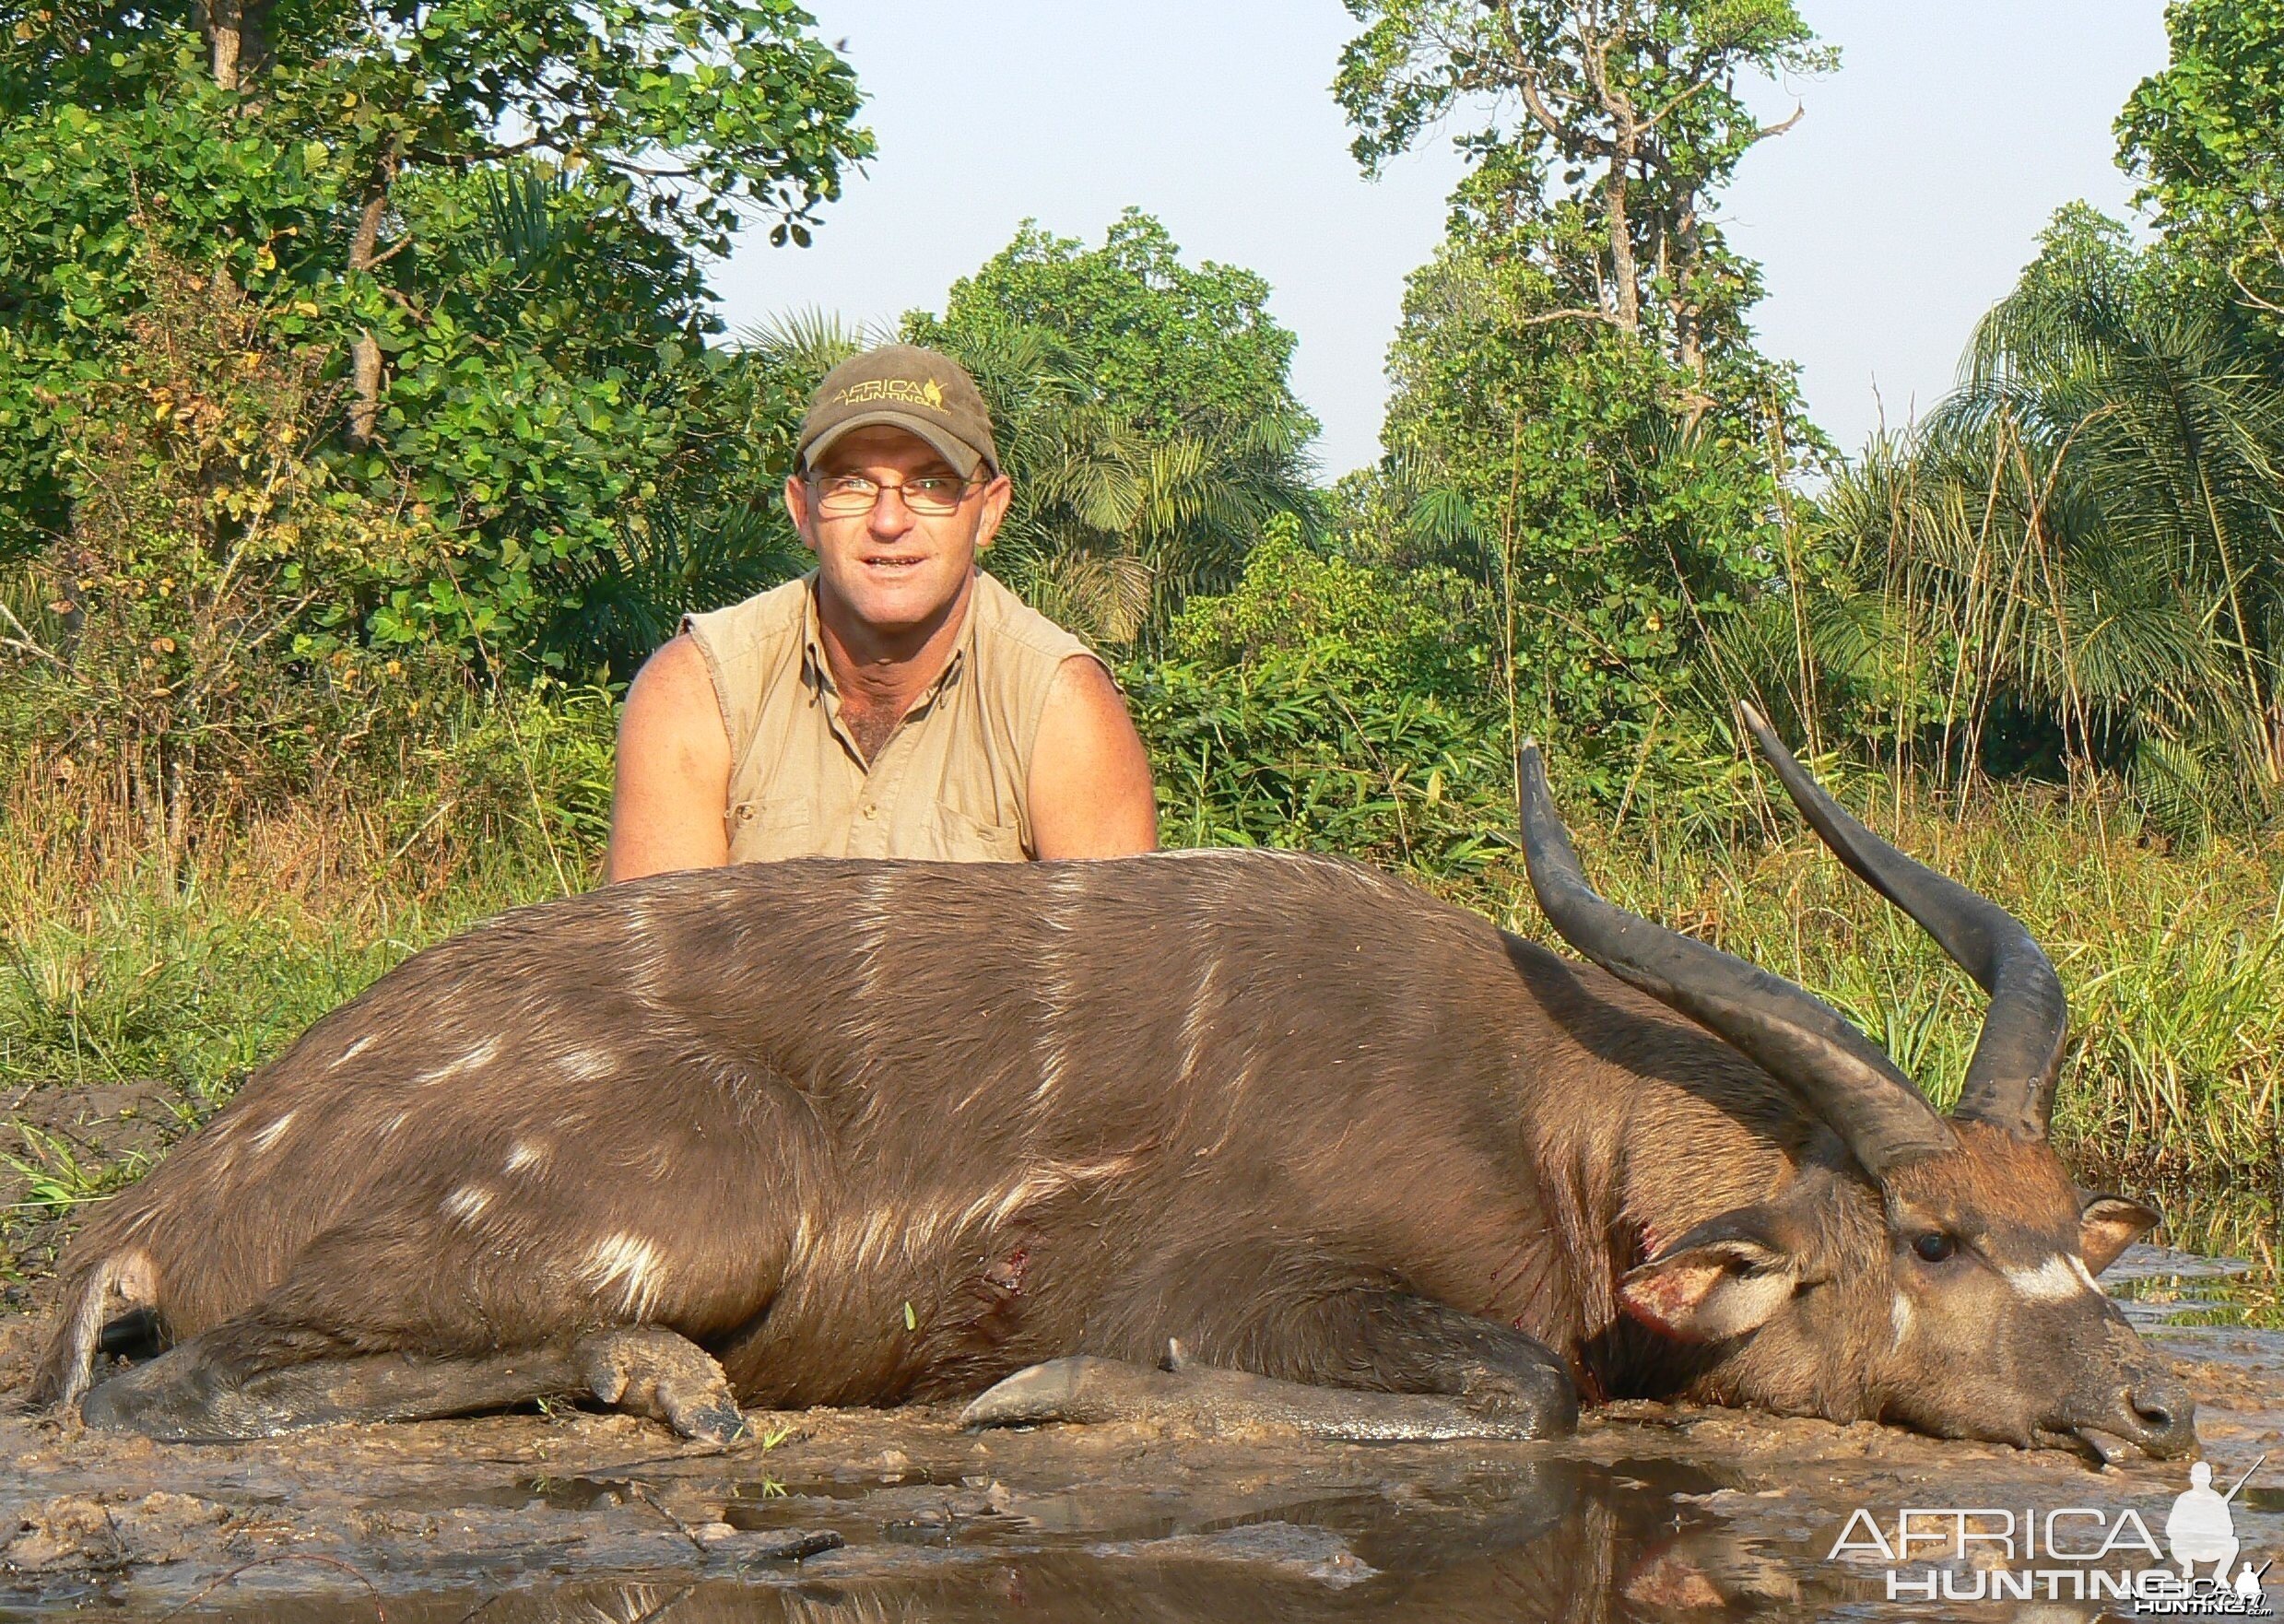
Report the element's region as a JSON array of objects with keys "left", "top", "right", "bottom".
[{"left": 714, "top": 2, "right": 2171, "bottom": 478}]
